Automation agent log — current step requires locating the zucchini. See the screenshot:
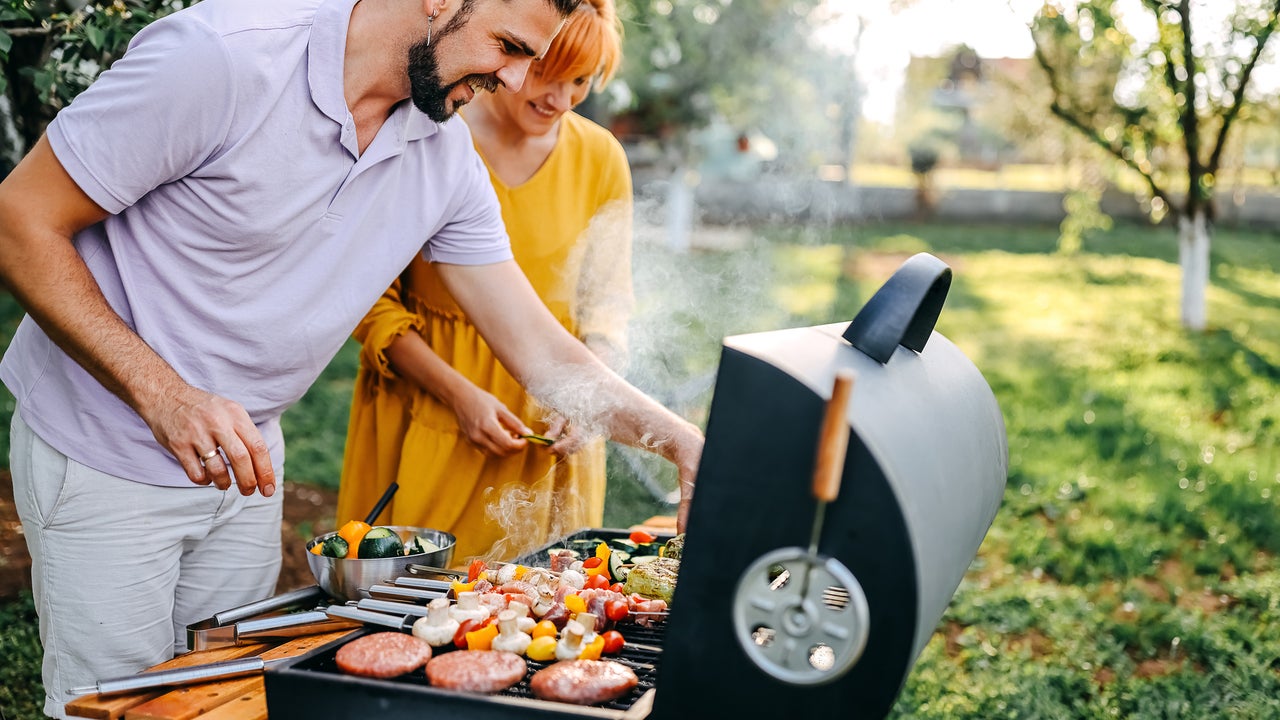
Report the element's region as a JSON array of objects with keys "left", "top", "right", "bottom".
[
  {"left": 358, "top": 526, "right": 405, "bottom": 559},
  {"left": 663, "top": 534, "right": 685, "bottom": 560},
  {"left": 630, "top": 555, "right": 660, "bottom": 565},
  {"left": 320, "top": 534, "right": 349, "bottom": 559},
  {"left": 405, "top": 535, "right": 441, "bottom": 556},
  {"left": 608, "top": 550, "right": 631, "bottom": 582}
]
